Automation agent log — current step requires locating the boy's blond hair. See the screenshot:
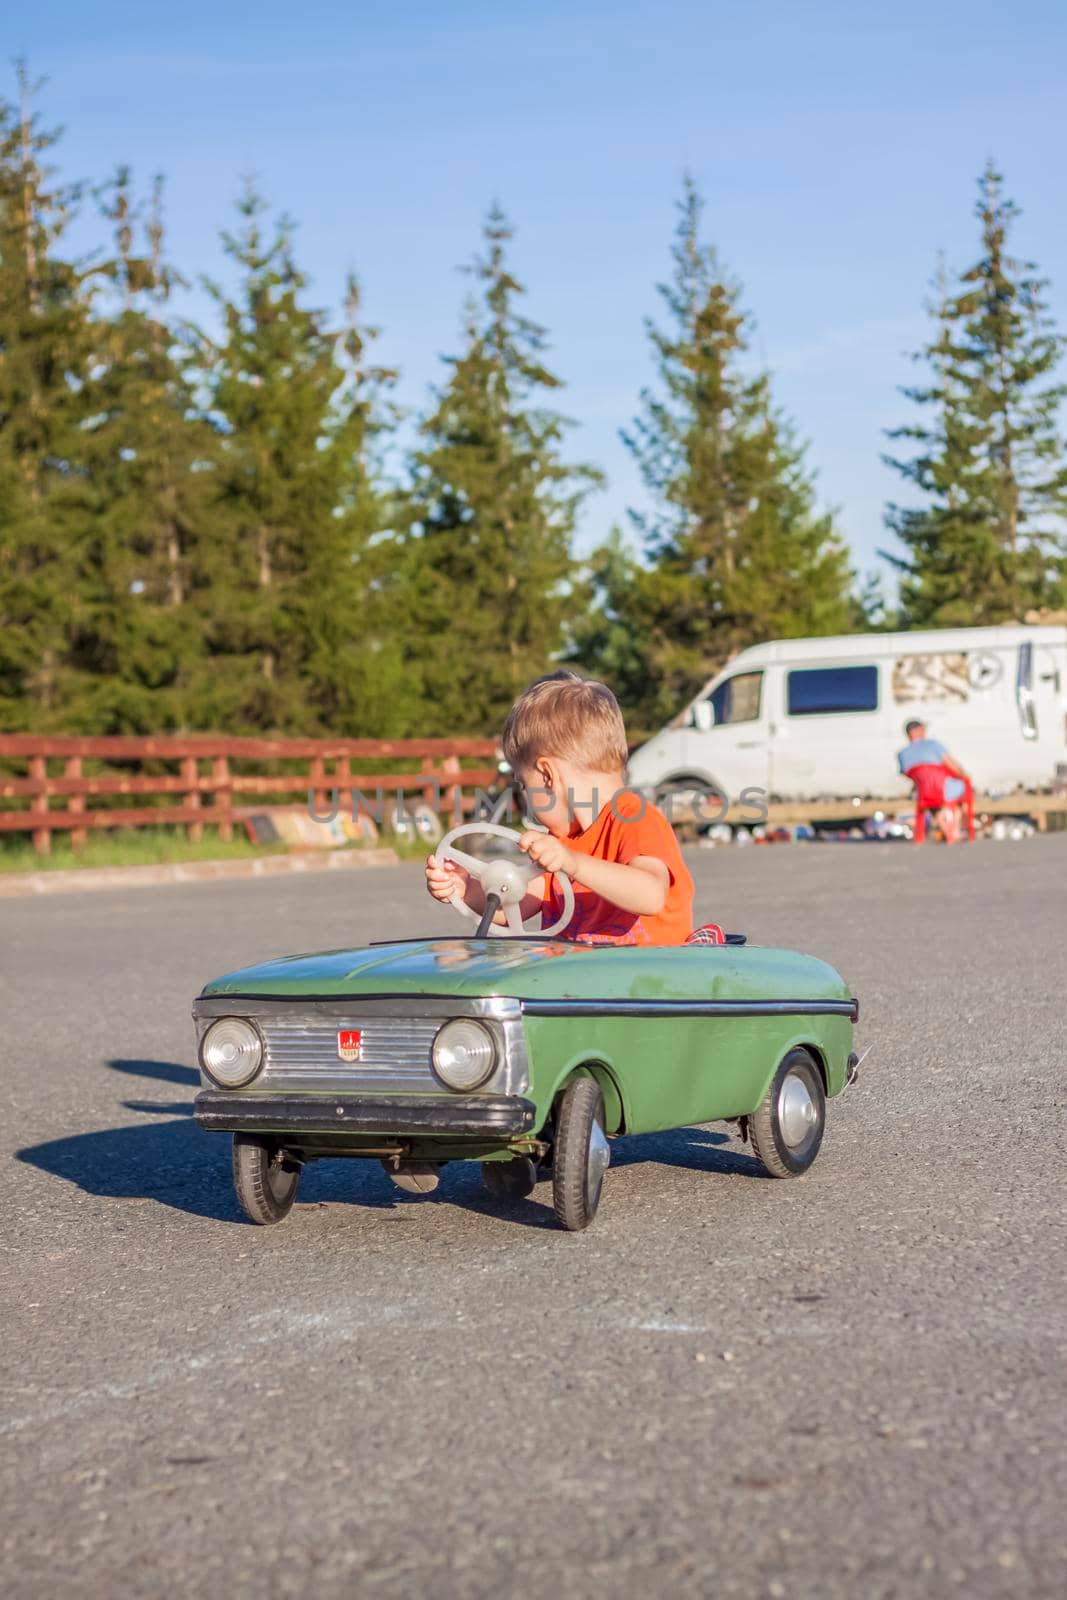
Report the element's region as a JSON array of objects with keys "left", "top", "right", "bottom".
[{"left": 502, "top": 671, "right": 628, "bottom": 775}]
